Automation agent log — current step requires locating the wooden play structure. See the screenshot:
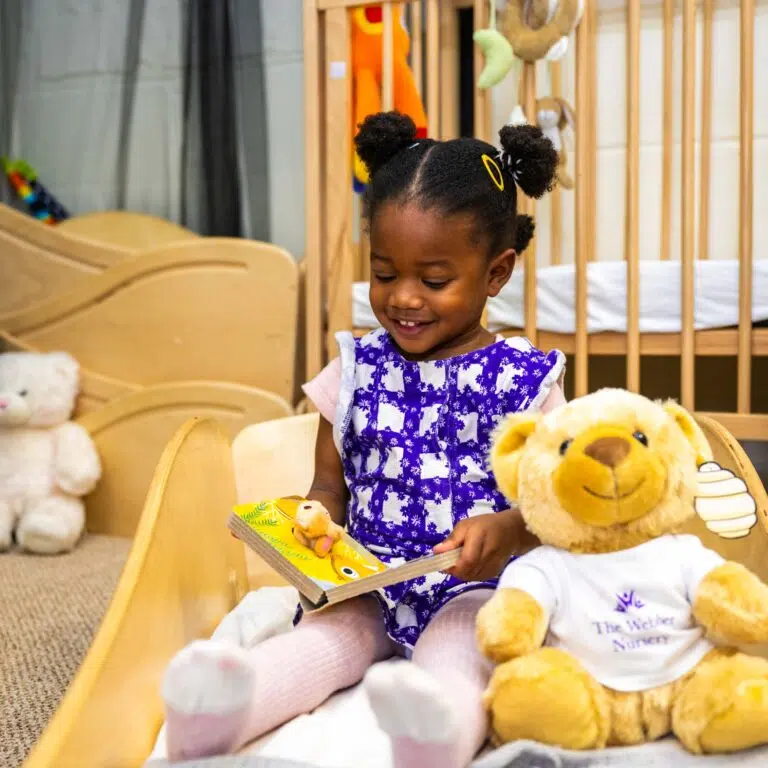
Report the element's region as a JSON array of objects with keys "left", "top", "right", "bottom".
[
  {"left": 303, "top": 0, "right": 767, "bottom": 441},
  {"left": 17, "top": 408, "right": 768, "bottom": 766}
]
